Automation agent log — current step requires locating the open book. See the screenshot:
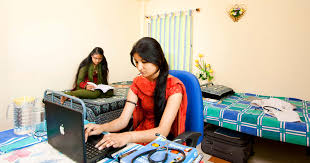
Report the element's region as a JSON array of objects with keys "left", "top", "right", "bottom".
[{"left": 87, "top": 82, "right": 114, "bottom": 93}]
